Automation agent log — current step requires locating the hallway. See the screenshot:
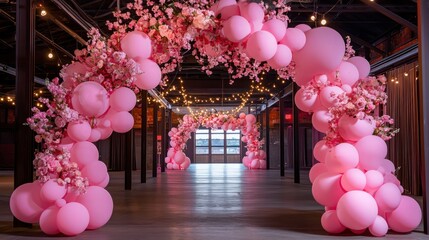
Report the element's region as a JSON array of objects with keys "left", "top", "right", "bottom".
[{"left": 0, "top": 164, "right": 426, "bottom": 239}]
